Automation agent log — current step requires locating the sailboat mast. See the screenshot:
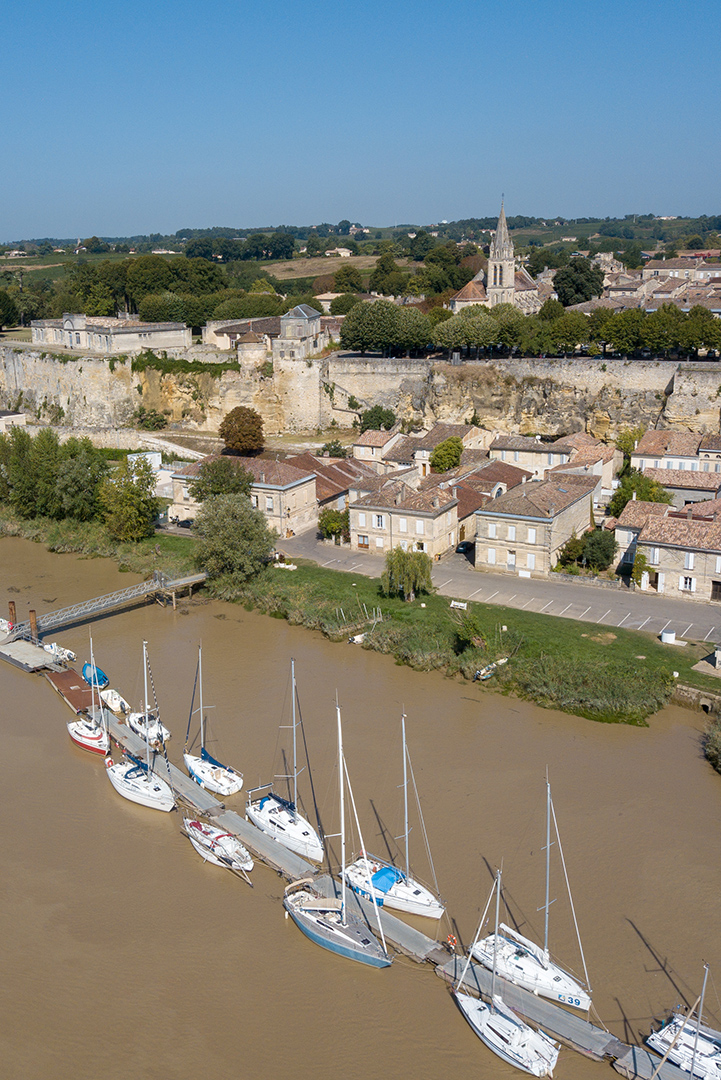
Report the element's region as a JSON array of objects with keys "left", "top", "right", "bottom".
[
  {"left": 89, "top": 633, "right": 96, "bottom": 719},
  {"left": 690, "top": 963, "right": 709, "bottom": 1080},
  {"left": 199, "top": 643, "right": 204, "bottom": 750},
  {"left": 491, "top": 868, "right": 501, "bottom": 1006},
  {"left": 402, "top": 711, "right": 409, "bottom": 882},
  {"left": 337, "top": 700, "right": 346, "bottom": 925},
  {"left": 291, "top": 658, "right": 297, "bottom": 813},
  {"left": 544, "top": 773, "right": 551, "bottom": 959},
  {"left": 143, "top": 640, "right": 149, "bottom": 772}
]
